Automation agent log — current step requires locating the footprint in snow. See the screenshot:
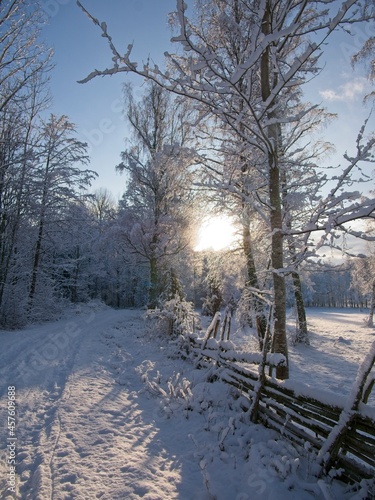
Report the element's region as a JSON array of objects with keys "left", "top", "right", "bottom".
[{"left": 336, "top": 336, "right": 351, "bottom": 345}]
